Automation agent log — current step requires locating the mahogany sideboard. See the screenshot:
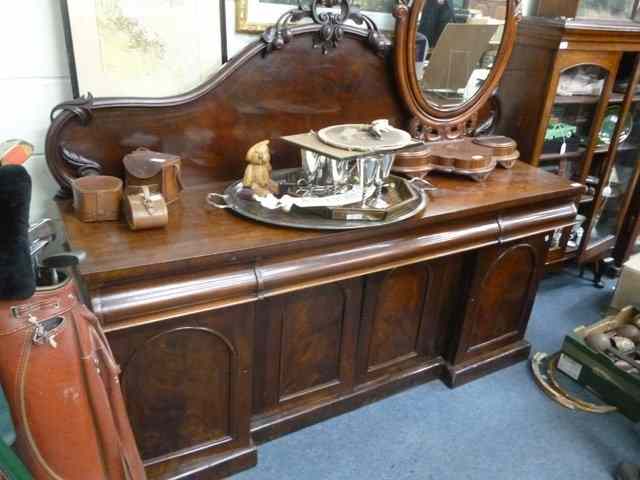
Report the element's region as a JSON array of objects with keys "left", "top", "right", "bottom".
[
  {"left": 45, "top": 24, "right": 581, "bottom": 479},
  {"left": 53, "top": 163, "right": 580, "bottom": 479}
]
